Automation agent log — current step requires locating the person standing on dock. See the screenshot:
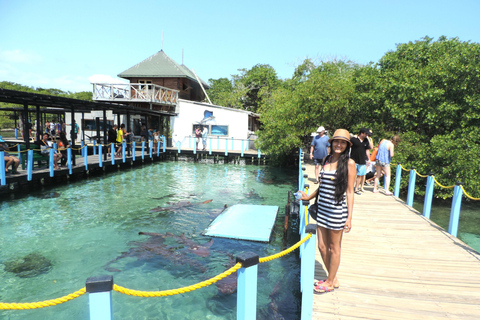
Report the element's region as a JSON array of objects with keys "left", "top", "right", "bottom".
[
  {"left": 310, "top": 126, "right": 330, "bottom": 184},
  {"left": 350, "top": 128, "right": 372, "bottom": 194},
  {"left": 195, "top": 126, "right": 202, "bottom": 150},
  {"left": 201, "top": 125, "right": 208, "bottom": 151},
  {"left": 373, "top": 135, "right": 400, "bottom": 195},
  {"left": 298, "top": 129, "right": 356, "bottom": 293}
]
